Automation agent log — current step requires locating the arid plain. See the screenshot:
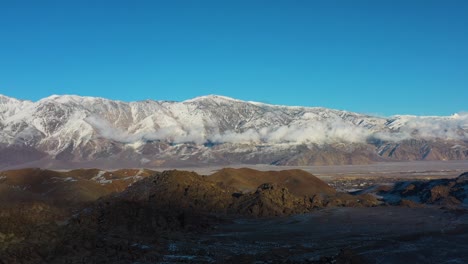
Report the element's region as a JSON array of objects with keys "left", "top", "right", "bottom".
[{"left": 1, "top": 161, "right": 468, "bottom": 263}]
